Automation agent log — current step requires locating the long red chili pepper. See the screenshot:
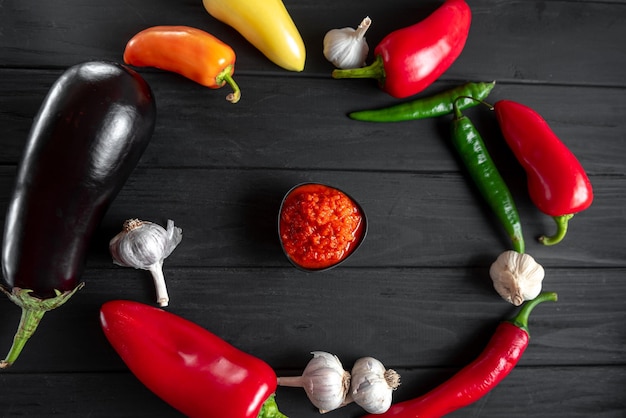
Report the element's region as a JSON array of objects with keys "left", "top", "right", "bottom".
[
  {"left": 100, "top": 300, "right": 287, "bottom": 418},
  {"left": 124, "top": 25, "right": 242, "bottom": 103},
  {"left": 362, "top": 291, "right": 558, "bottom": 418},
  {"left": 331, "top": 0, "right": 471, "bottom": 98},
  {"left": 494, "top": 100, "right": 593, "bottom": 245}
]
